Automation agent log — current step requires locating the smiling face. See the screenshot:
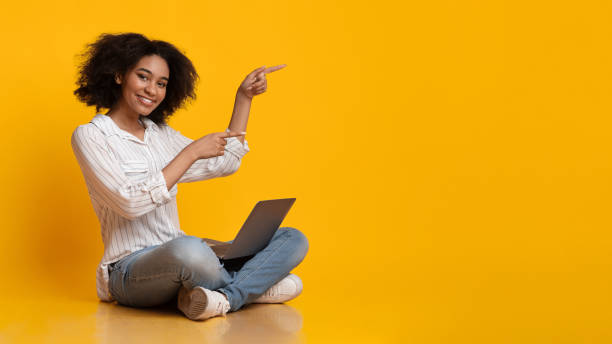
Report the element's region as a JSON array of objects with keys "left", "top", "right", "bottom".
[{"left": 115, "top": 54, "right": 170, "bottom": 116}]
